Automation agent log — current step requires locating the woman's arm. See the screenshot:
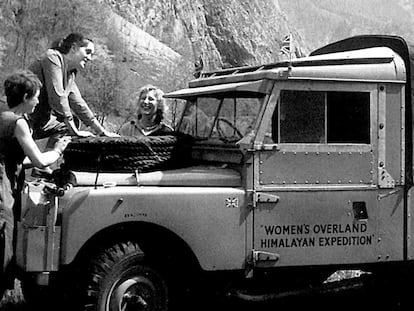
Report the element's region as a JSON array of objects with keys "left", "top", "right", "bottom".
[
  {"left": 69, "top": 81, "right": 119, "bottom": 137},
  {"left": 42, "top": 51, "right": 73, "bottom": 123},
  {"left": 15, "top": 119, "right": 69, "bottom": 168}
]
